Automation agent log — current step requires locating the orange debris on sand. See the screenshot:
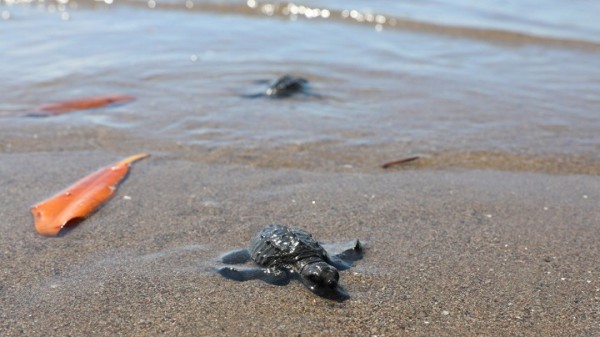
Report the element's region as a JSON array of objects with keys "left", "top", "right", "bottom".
[
  {"left": 31, "top": 153, "right": 149, "bottom": 236},
  {"left": 31, "top": 94, "right": 135, "bottom": 116}
]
